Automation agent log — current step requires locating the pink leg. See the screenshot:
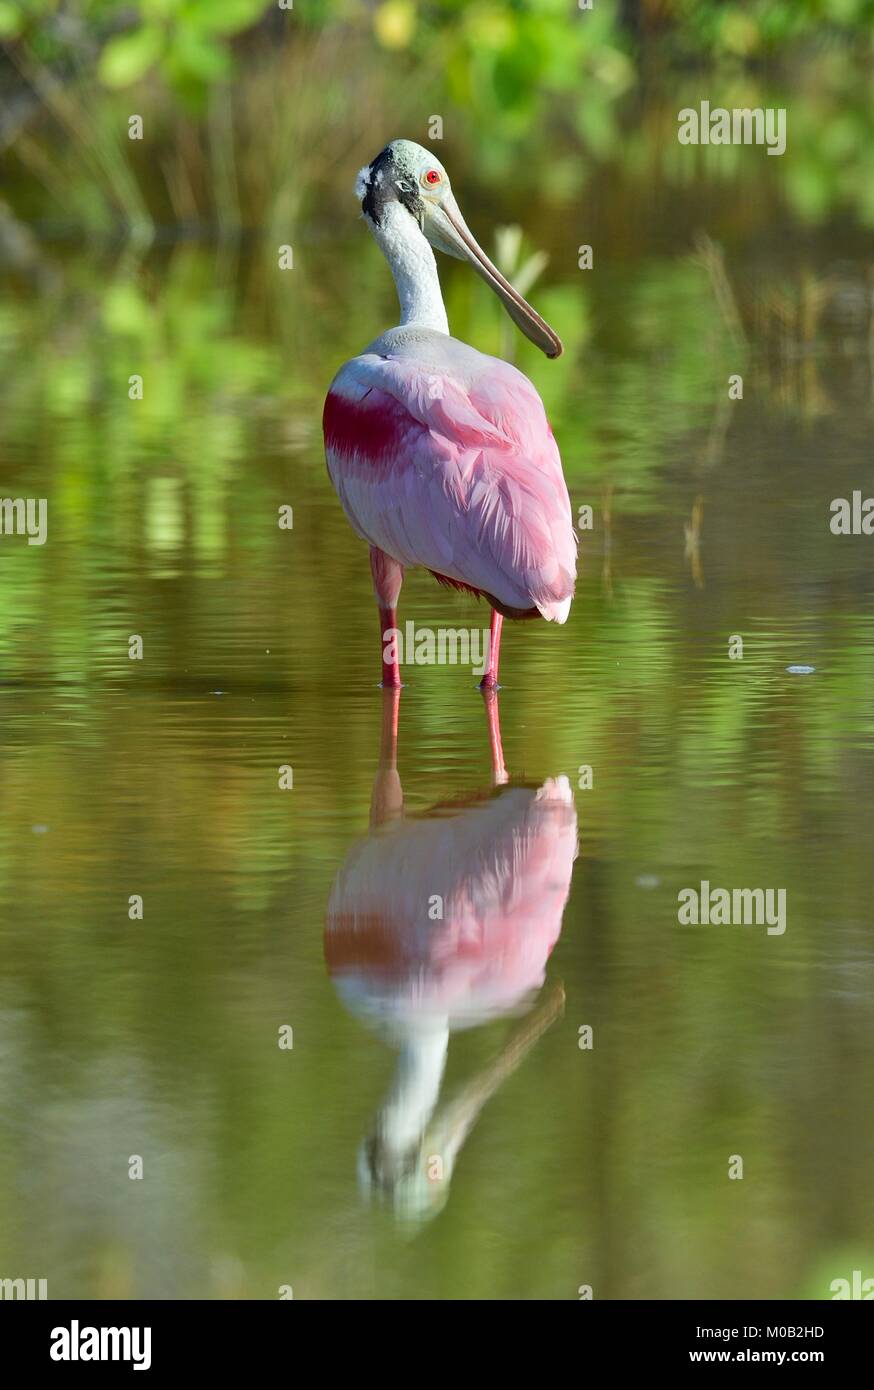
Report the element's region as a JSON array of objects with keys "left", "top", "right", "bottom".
[
  {"left": 478, "top": 610, "right": 503, "bottom": 691},
  {"left": 378, "top": 606, "right": 401, "bottom": 688},
  {"left": 370, "top": 686, "right": 403, "bottom": 828},
  {"left": 379, "top": 683, "right": 401, "bottom": 758},
  {"left": 482, "top": 688, "right": 508, "bottom": 785},
  {"left": 370, "top": 547, "right": 404, "bottom": 688}
]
